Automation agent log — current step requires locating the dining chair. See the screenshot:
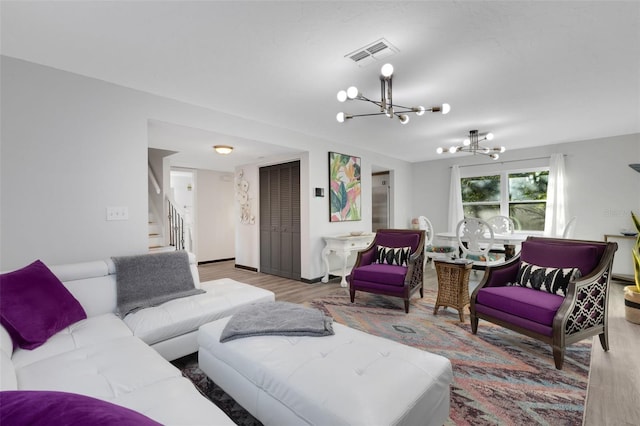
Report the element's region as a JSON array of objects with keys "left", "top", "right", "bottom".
[
  {"left": 456, "top": 218, "right": 505, "bottom": 270},
  {"left": 417, "top": 216, "right": 457, "bottom": 269},
  {"left": 486, "top": 215, "right": 517, "bottom": 255},
  {"left": 486, "top": 215, "right": 516, "bottom": 234}
]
